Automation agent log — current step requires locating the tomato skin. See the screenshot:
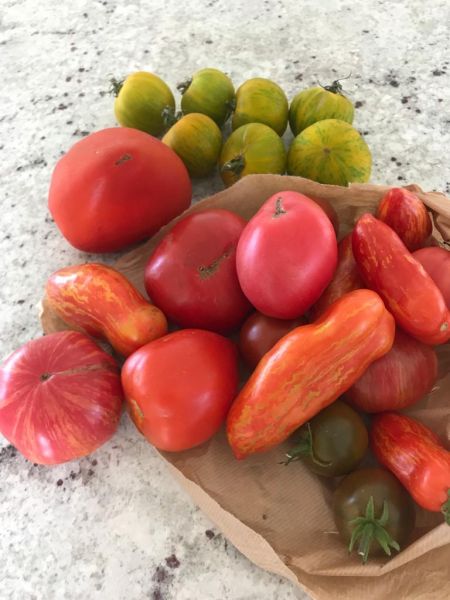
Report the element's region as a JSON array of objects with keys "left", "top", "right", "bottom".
[
  {"left": 227, "top": 289, "right": 395, "bottom": 459},
  {"left": 376, "top": 187, "right": 432, "bottom": 251},
  {"left": 352, "top": 213, "right": 450, "bottom": 345},
  {"left": 236, "top": 191, "right": 338, "bottom": 319},
  {"left": 311, "top": 233, "right": 363, "bottom": 318},
  {"left": 0, "top": 332, "right": 123, "bottom": 464},
  {"left": 239, "top": 312, "right": 307, "bottom": 368},
  {"left": 371, "top": 413, "right": 450, "bottom": 519},
  {"left": 413, "top": 247, "right": 450, "bottom": 309},
  {"left": 48, "top": 128, "right": 192, "bottom": 253},
  {"left": 347, "top": 329, "right": 438, "bottom": 412},
  {"left": 144, "top": 209, "right": 252, "bottom": 333},
  {"left": 121, "top": 329, "right": 239, "bottom": 452},
  {"left": 46, "top": 263, "right": 168, "bottom": 356}
]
